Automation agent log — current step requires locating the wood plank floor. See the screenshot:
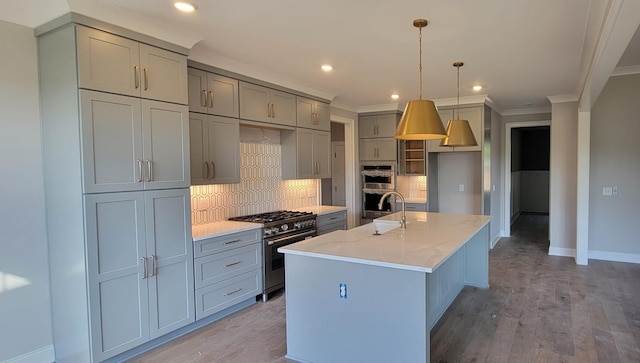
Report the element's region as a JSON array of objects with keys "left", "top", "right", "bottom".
[{"left": 129, "top": 213, "right": 640, "bottom": 362}]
